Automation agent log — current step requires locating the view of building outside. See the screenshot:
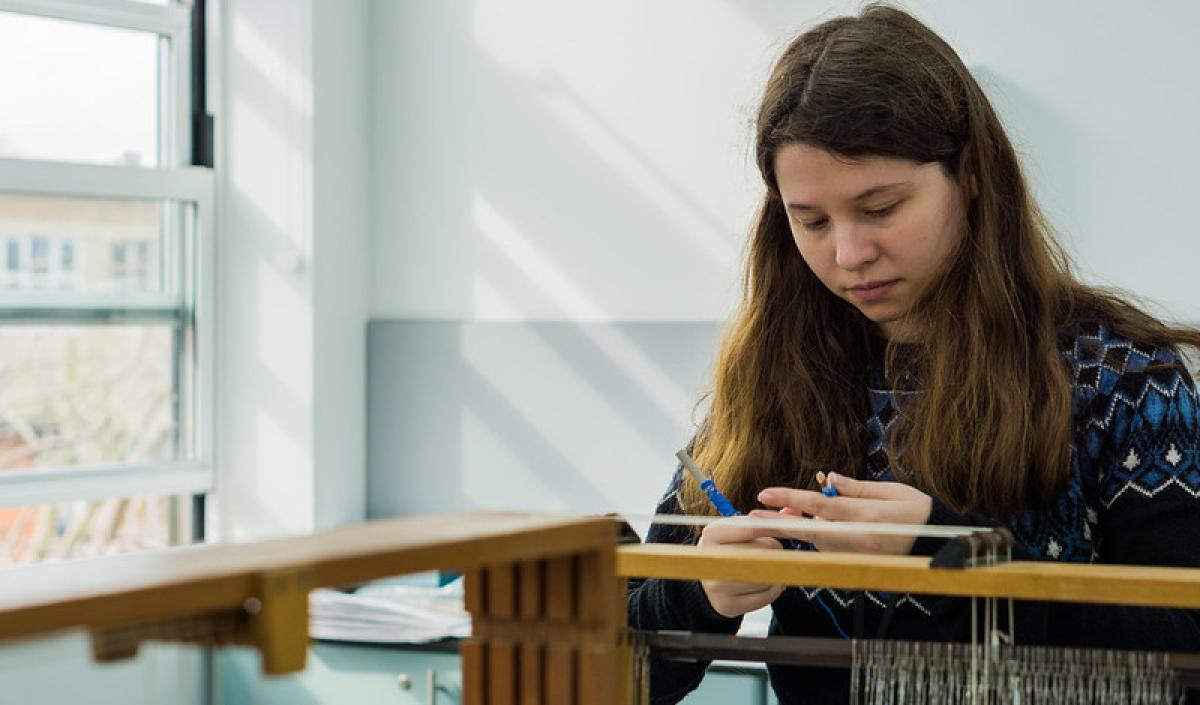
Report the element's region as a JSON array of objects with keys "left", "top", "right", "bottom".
[
  {"left": 0, "top": 194, "right": 162, "bottom": 293},
  {"left": 0, "top": 197, "right": 178, "bottom": 564},
  {"left": 0, "top": 7, "right": 187, "bottom": 564}
]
